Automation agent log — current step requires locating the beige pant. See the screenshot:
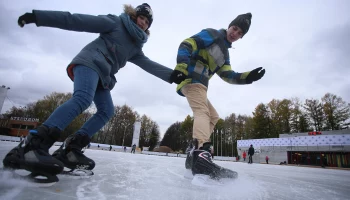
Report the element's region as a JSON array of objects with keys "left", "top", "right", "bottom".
[{"left": 181, "top": 83, "right": 219, "bottom": 148}]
